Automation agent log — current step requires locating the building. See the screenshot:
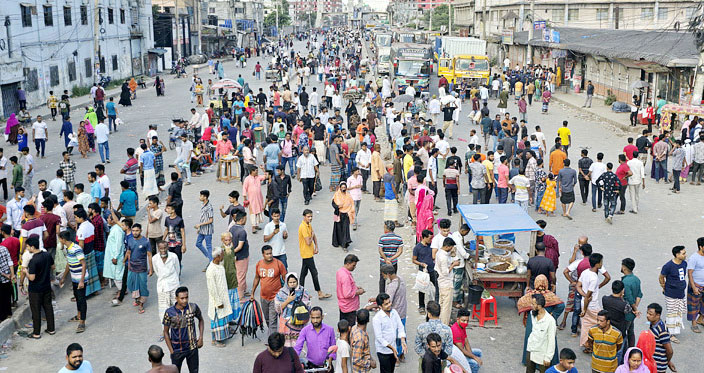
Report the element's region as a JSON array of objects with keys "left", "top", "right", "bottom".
[
  {"left": 507, "top": 27, "right": 698, "bottom": 105},
  {"left": 290, "top": 0, "right": 344, "bottom": 19},
  {"left": 205, "top": 0, "right": 264, "bottom": 50},
  {"left": 0, "top": 0, "right": 155, "bottom": 118},
  {"left": 454, "top": 0, "right": 700, "bottom": 39},
  {"left": 388, "top": 0, "right": 421, "bottom": 25}
]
